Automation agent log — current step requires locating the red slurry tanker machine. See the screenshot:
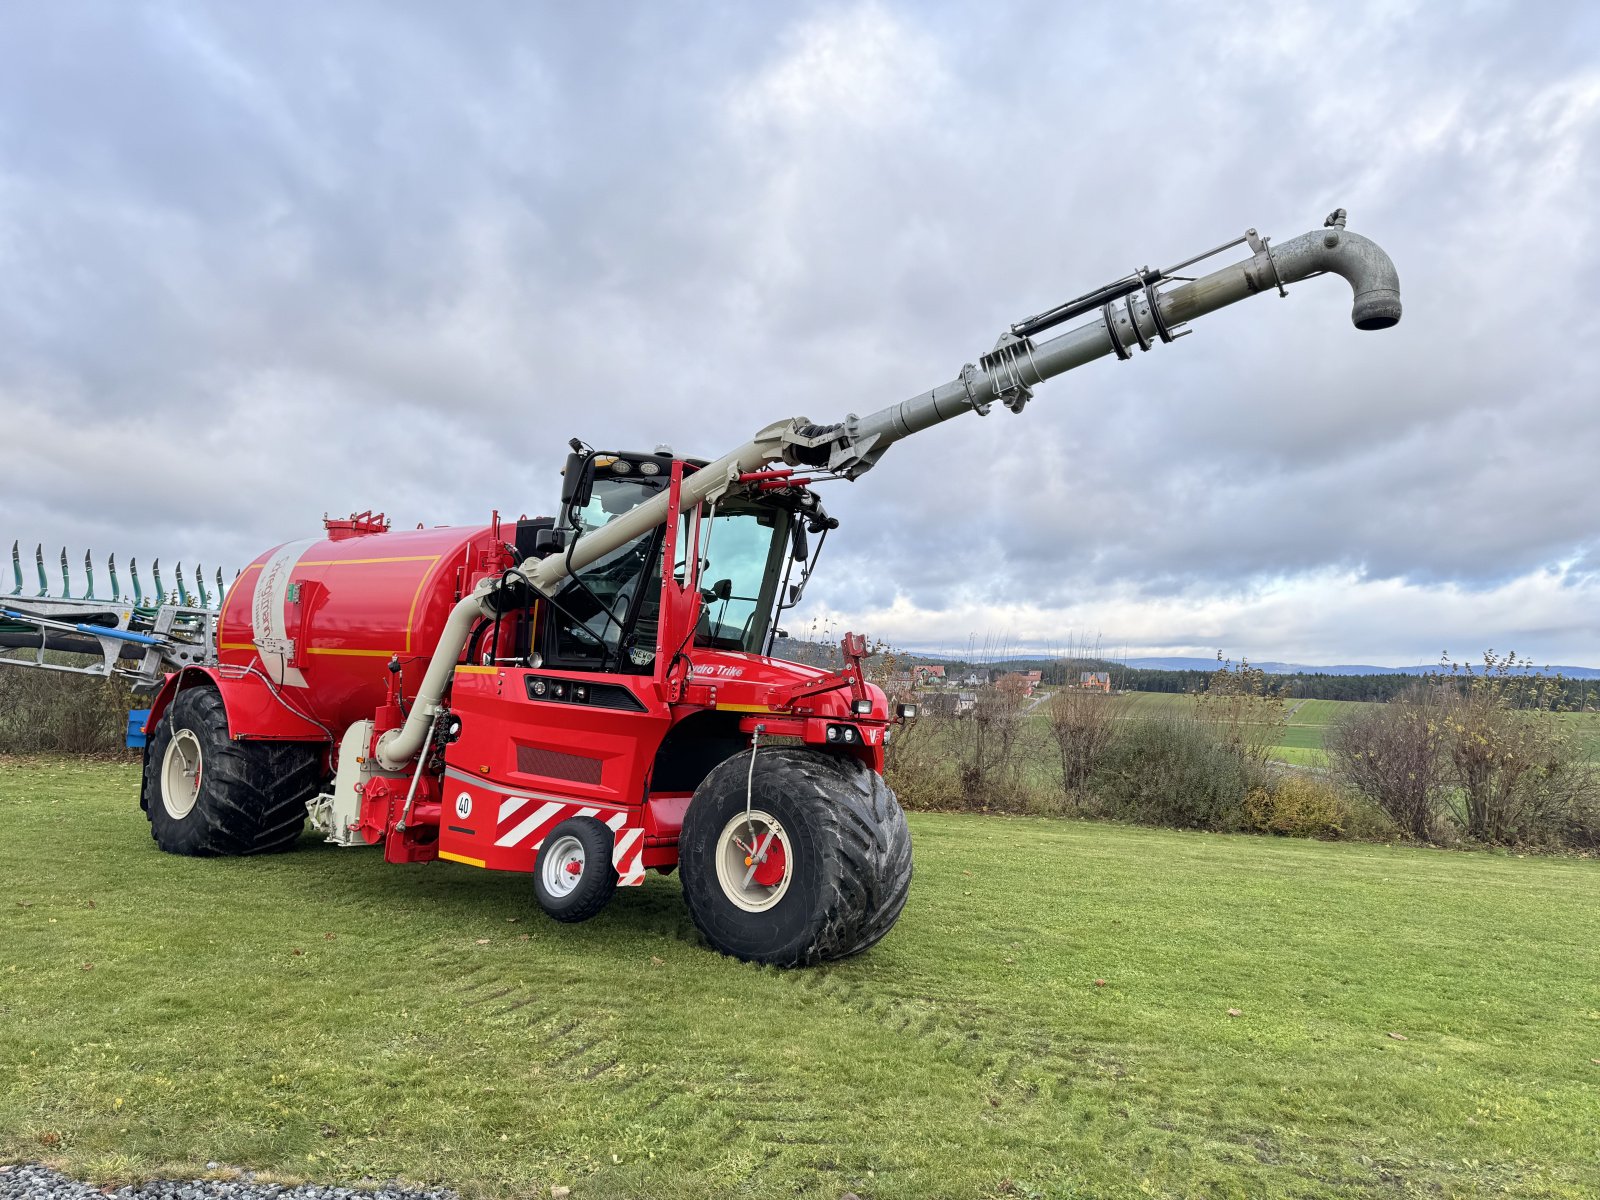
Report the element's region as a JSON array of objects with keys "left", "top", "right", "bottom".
[{"left": 2, "top": 211, "right": 1400, "bottom": 965}]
